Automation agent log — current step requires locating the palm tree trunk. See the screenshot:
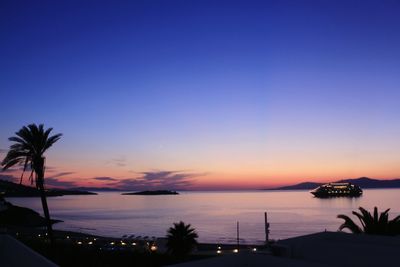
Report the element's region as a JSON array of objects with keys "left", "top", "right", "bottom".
[{"left": 35, "top": 157, "right": 54, "bottom": 243}]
